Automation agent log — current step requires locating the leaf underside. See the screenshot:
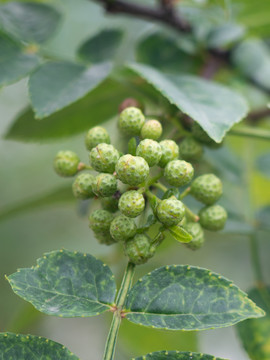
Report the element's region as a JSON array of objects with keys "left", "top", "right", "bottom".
[{"left": 133, "top": 351, "right": 226, "bottom": 360}]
